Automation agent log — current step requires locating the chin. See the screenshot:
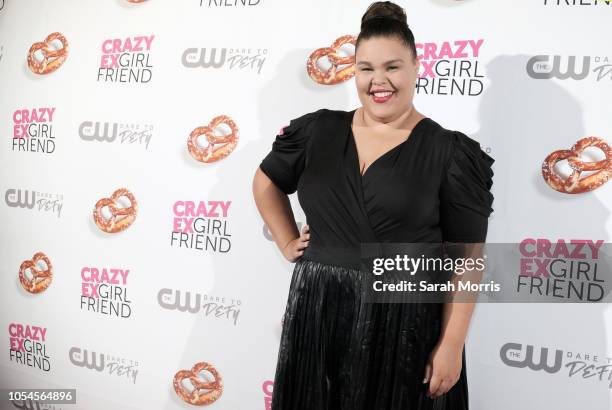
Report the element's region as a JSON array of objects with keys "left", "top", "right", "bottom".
[{"left": 368, "top": 105, "right": 395, "bottom": 117}]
